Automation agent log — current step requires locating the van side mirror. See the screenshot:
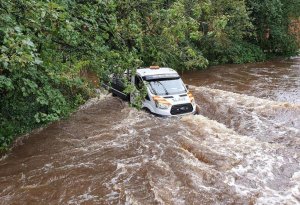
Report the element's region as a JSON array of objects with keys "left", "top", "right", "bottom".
[{"left": 186, "top": 84, "right": 189, "bottom": 90}]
